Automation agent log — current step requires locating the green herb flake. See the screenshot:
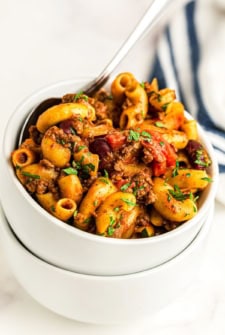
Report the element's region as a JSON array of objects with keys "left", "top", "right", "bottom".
[
  {"left": 109, "top": 215, "right": 115, "bottom": 226},
  {"left": 77, "top": 145, "right": 86, "bottom": 152},
  {"left": 167, "top": 193, "right": 172, "bottom": 202},
  {"left": 74, "top": 91, "right": 88, "bottom": 102},
  {"left": 201, "top": 177, "right": 213, "bottom": 182},
  {"left": 120, "top": 182, "right": 131, "bottom": 191},
  {"left": 107, "top": 226, "right": 115, "bottom": 236},
  {"left": 62, "top": 167, "right": 78, "bottom": 175},
  {"left": 194, "top": 159, "right": 208, "bottom": 167},
  {"left": 107, "top": 215, "right": 116, "bottom": 236},
  {"left": 70, "top": 127, "right": 76, "bottom": 135},
  {"left": 99, "top": 177, "right": 109, "bottom": 184},
  {"left": 103, "top": 169, "right": 109, "bottom": 178},
  {"left": 155, "top": 121, "right": 165, "bottom": 128},
  {"left": 82, "top": 163, "right": 95, "bottom": 175},
  {"left": 128, "top": 130, "right": 140, "bottom": 141},
  {"left": 84, "top": 217, "right": 91, "bottom": 224},
  {"left": 168, "top": 184, "right": 187, "bottom": 201},
  {"left": 93, "top": 200, "right": 98, "bottom": 207},
  {"left": 186, "top": 173, "right": 191, "bottom": 178},
  {"left": 140, "top": 81, "right": 145, "bottom": 89},
  {"left": 121, "top": 198, "right": 136, "bottom": 207},
  {"left": 141, "top": 131, "right": 152, "bottom": 139},
  {"left": 161, "top": 102, "right": 170, "bottom": 112},
  {"left": 113, "top": 207, "right": 120, "bottom": 212},
  {"left": 57, "top": 138, "right": 66, "bottom": 145},
  {"left": 159, "top": 141, "right": 165, "bottom": 146},
  {"left": 50, "top": 205, "right": 55, "bottom": 212},
  {"left": 21, "top": 171, "right": 40, "bottom": 179},
  {"left": 172, "top": 161, "right": 179, "bottom": 177}
]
